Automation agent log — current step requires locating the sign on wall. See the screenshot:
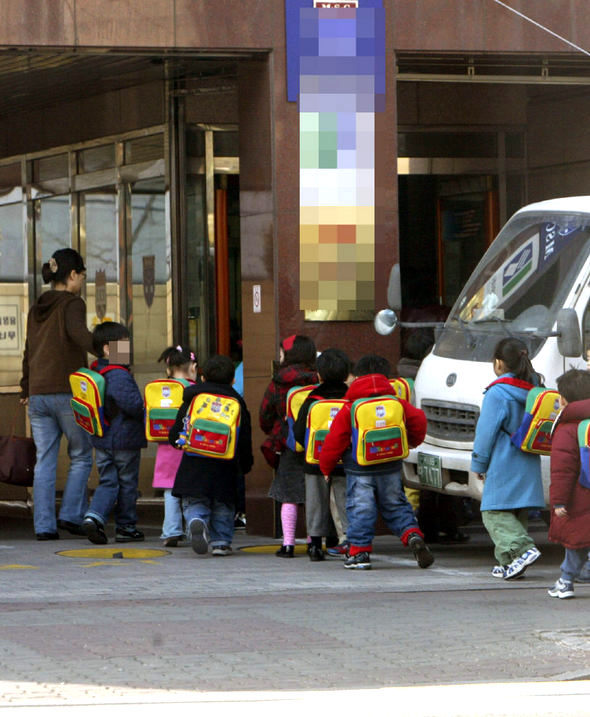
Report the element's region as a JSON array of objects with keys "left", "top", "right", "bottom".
[
  {"left": 0, "top": 304, "right": 20, "bottom": 352},
  {"left": 286, "top": 0, "right": 385, "bottom": 320}
]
